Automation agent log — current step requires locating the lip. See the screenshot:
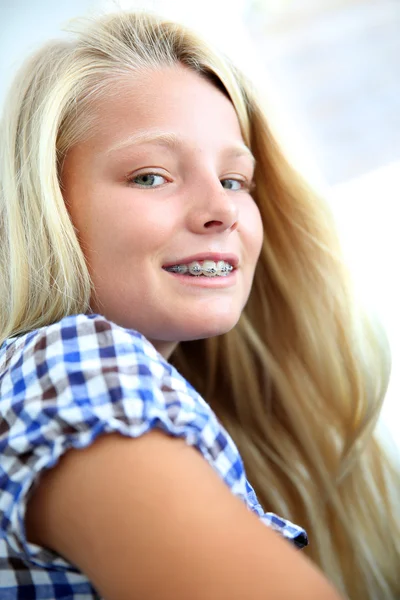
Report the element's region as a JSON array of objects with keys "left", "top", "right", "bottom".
[
  {"left": 162, "top": 253, "right": 239, "bottom": 269},
  {"left": 164, "top": 268, "right": 238, "bottom": 289}
]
